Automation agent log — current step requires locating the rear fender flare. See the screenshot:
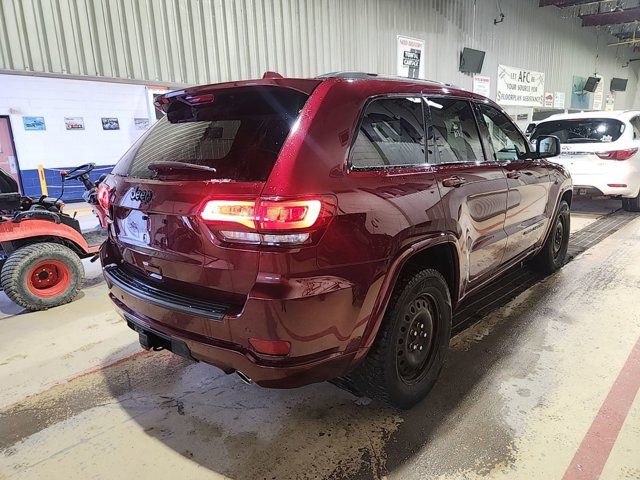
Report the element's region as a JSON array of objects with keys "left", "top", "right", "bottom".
[{"left": 355, "top": 234, "right": 459, "bottom": 362}]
